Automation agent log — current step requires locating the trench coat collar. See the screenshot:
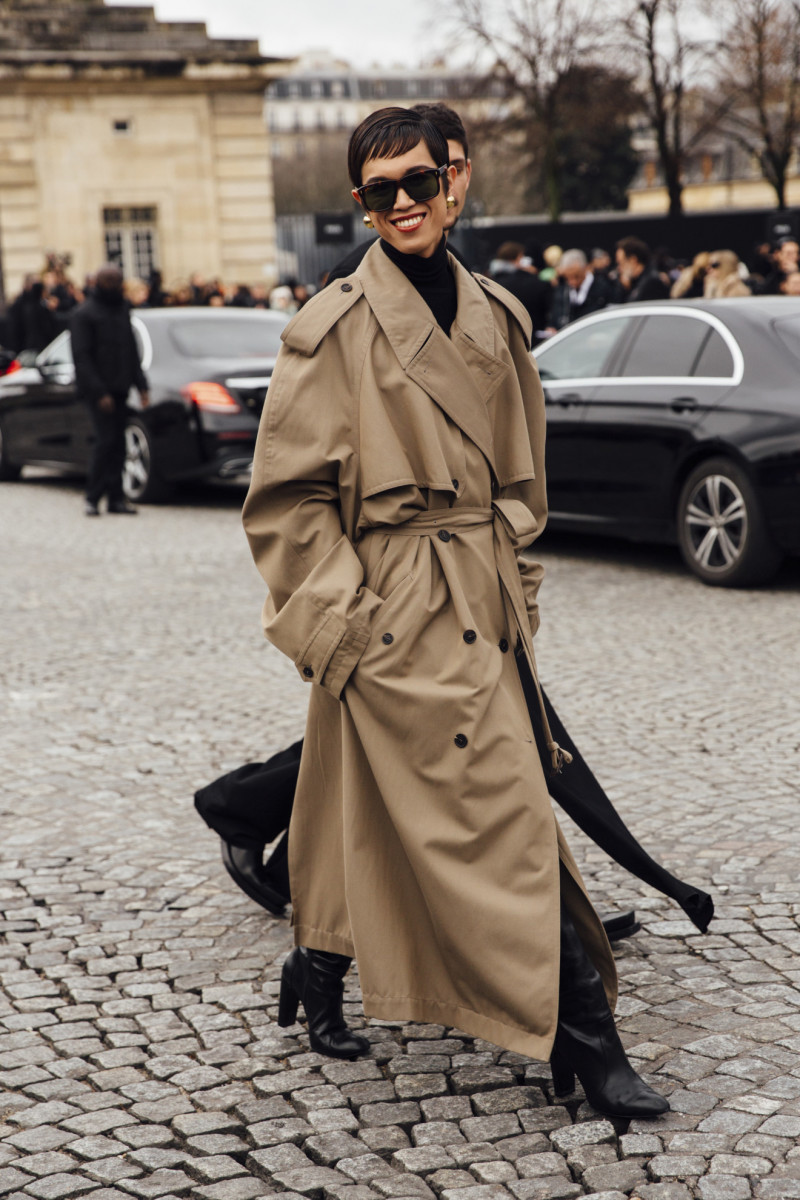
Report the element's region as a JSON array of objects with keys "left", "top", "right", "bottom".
[{"left": 356, "top": 241, "right": 510, "bottom": 471}]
